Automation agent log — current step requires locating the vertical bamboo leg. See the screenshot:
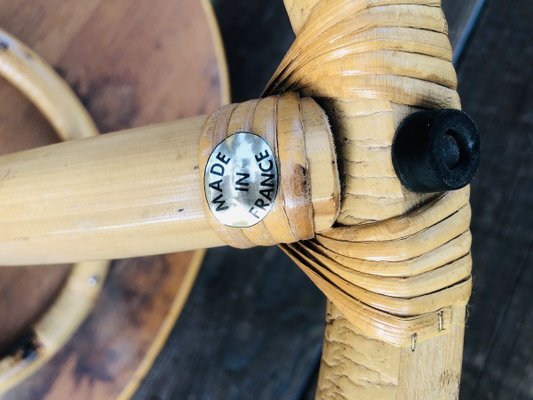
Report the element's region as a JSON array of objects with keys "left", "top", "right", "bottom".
[
  {"left": 279, "top": 1, "right": 469, "bottom": 398},
  {"left": 317, "top": 303, "right": 466, "bottom": 399}
]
